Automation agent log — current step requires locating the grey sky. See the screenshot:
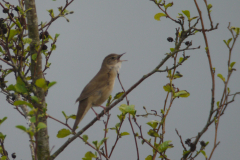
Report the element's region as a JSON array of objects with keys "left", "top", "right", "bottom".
[{"left": 1, "top": 0, "right": 240, "bottom": 159}]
